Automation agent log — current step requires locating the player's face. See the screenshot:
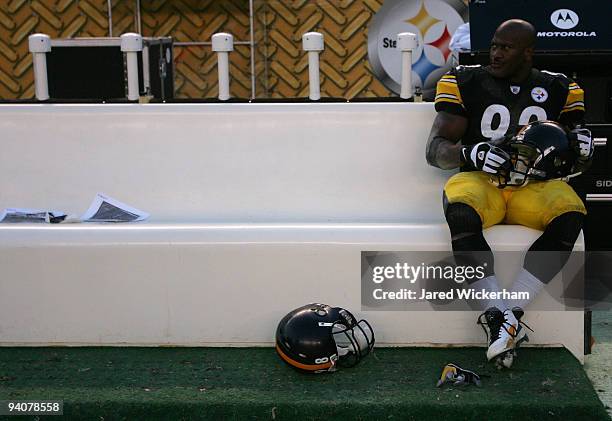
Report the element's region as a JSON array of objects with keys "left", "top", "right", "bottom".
[{"left": 488, "top": 34, "right": 529, "bottom": 79}]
